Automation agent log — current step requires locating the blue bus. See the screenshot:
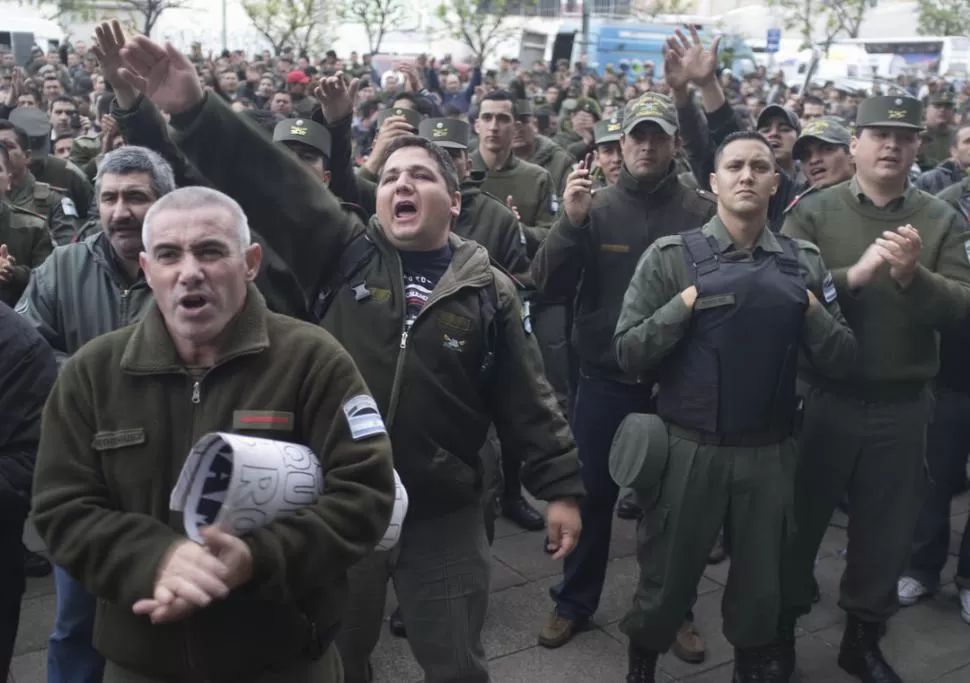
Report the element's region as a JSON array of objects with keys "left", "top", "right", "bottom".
[{"left": 552, "top": 22, "right": 757, "bottom": 78}]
